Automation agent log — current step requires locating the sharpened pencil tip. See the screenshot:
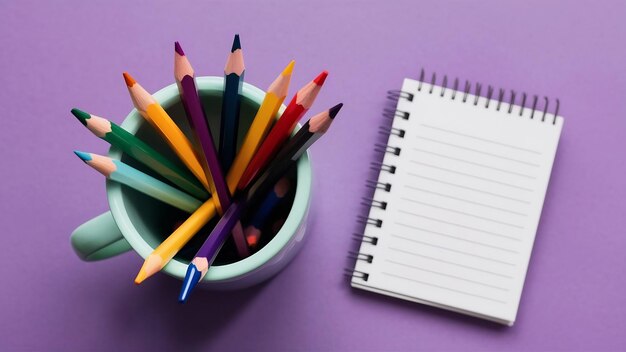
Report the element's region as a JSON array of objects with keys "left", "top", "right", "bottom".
[
  {"left": 179, "top": 263, "right": 202, "bottom": 303},
  {"left": 328, "top": 103, "right": 343, "bottom": 119},
  {"left": 282, "top": 60, "right": 295, "bottom": 76},
  {"left": 231, "top": 34, "right": 241, "bottom": 52},
  {"left": 122, "top": 72, "right": 136, "bottom": 87},
  {"left": 74, "top": 150, "right": 92, "bottom": 162},
  {"left": 71, "top": 108, "right": 91, "bottom": 126},
  {"left": 314, "top": 70, "right": 329, "bottom": 85},
  {"left": 245, "top": 228, "right": 261, "bottom": 248},
  {"left": 174, "top": 41, "right": 185, "bottom": 56},
  {"left": 135, "top": 255, "right": 163, "bottom": 284}
]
